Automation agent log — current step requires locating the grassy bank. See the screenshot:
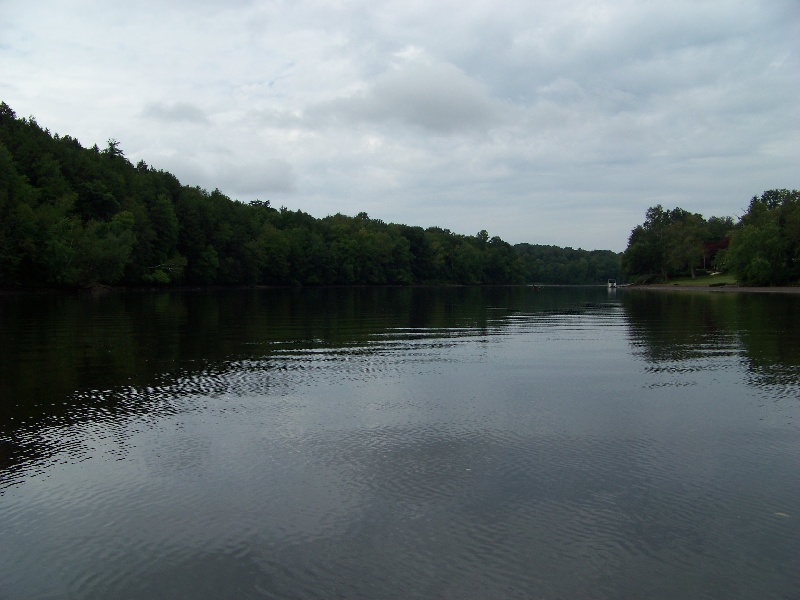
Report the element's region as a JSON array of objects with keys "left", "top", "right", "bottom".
[{"left": 664, "top": 273, "right": 738, "bottom": 286}]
